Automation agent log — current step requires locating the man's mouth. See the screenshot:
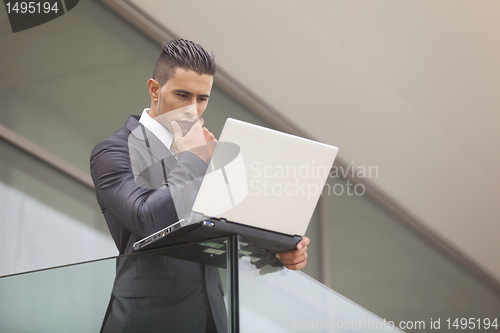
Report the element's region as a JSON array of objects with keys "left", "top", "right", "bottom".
[
  {"left": 177, "top": 120, "right": 194, "bottom": 124},
  {"left": 176, "top": 120, "right": 195, "bottom": 135},
  {"left": 177, "top": 120, "right": 194, "bottom": 127}
]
